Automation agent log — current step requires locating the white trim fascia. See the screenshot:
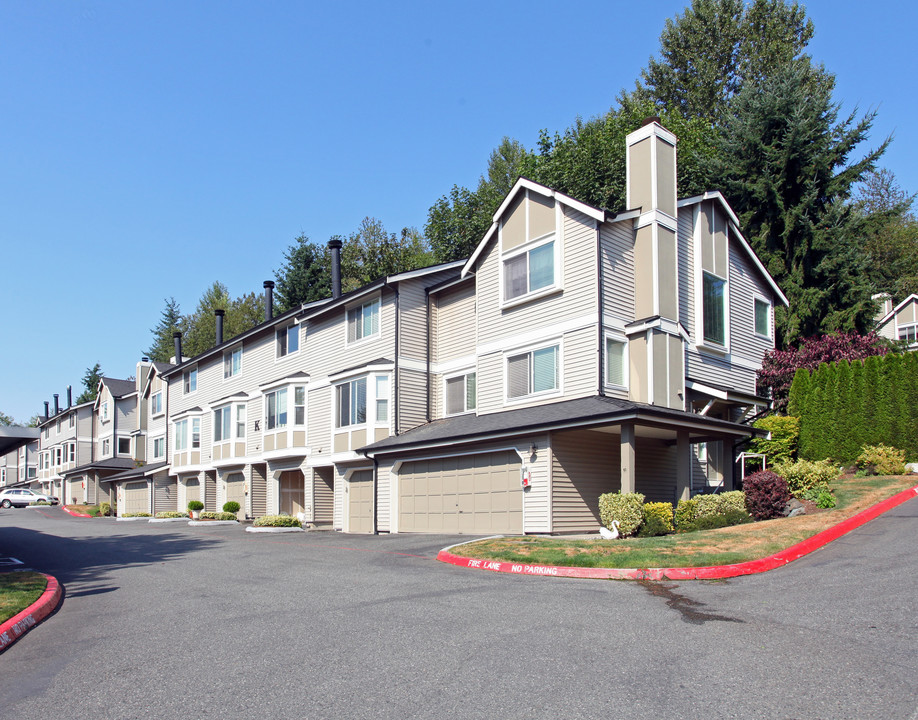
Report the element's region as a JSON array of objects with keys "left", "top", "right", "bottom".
[
  {"left": 170, "top": 407, "right": 203, "bottom": 422},
  {"left": 389, "top": 260, "right": 464, "bottom": 283},
  {"left": 398, "top": 357, "right": 427, "bottom": 373},
  {"left": 431, "top": 354, "right": 477, "bottom": 375},
  {"left": 607, "top": 208, "right": 642, "bottom": 223},
  {"left": 877, "top": 293, "right": 918, "bottom": 327},
  {"left": 261, "top": 447, "right": 309, "bottom": 463},
  {"left": 204, "top": 392, "right": 249, "bottom": 410},
  {"left": 634, "top": 209, "right": 677, "bottom": 233},
  {"left": 477, "top": 313, "right": 597, "bottom": 357},
  {"left": 628, "top": 121, "right": 678, "bottom": 147},
  {"left": 327, "top": 361, "right": 394, "bottom": 384}
]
